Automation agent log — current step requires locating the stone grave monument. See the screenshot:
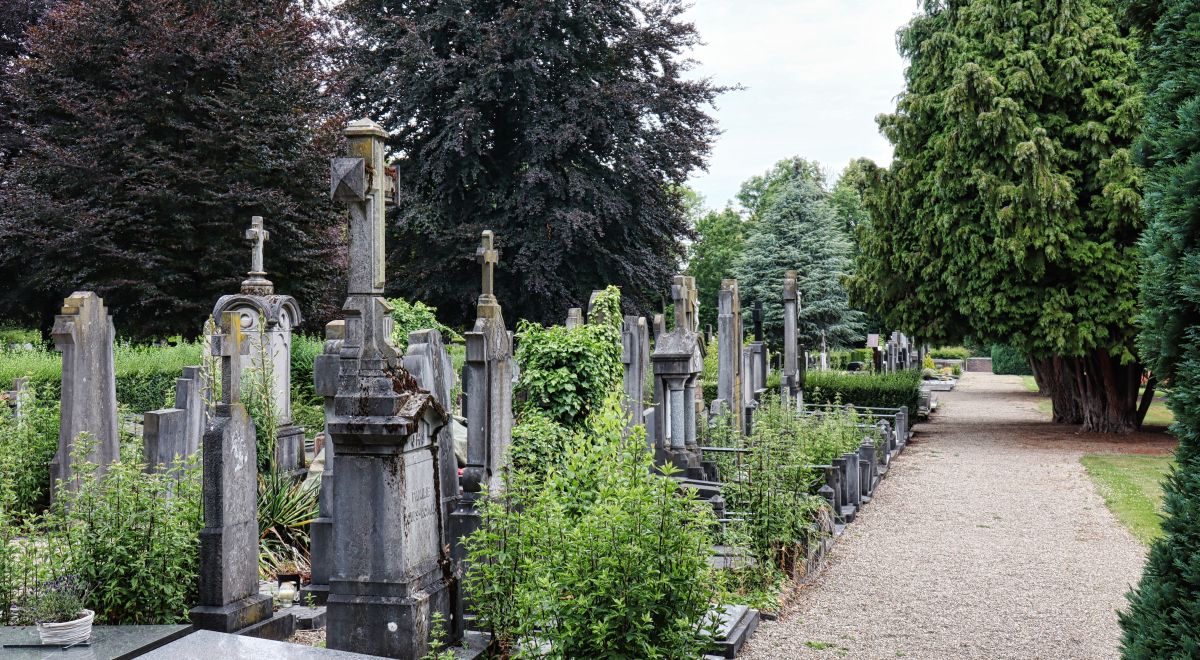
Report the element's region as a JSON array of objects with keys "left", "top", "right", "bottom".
[
  {"left": 212, "top": 216, "right": 305, "bottom": 475},
  {"left": 781, "top": 271, "right": 801, "bottom": 403},
  {"left": 325, "top": 119, "right": 454, "bottom": 658},
  {"left": 299, "top": 320, "right": 344, "bottom": 607},
  {"left": 51, "top": 291, "right": 119, "bottom": 497},
  {"left": 565, "top": 307, "right": 584, "bottom": 328},
  {"left": 650, "top": 275, "right": 706, "bottom": 479},
  {"left": 715, "top": 279, "right": 744, "bottom": 433},
  {"left": 190, "top": 311, "right": 272, "bottom": 632},
  {"left": 621, "top": 315, "right": 651, "bottom": 429},
  {"left": 143, "top": 366, "right": 206, "bottom": 473}
]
